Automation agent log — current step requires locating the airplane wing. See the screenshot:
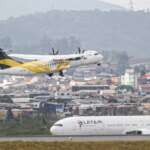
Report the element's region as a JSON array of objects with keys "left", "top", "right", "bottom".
[
  {"left": 9, "top": 54, "right": 51, "bottom": 61},
  {"left": 9, "top": 54, "right": 83, "bottom": 61}
]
